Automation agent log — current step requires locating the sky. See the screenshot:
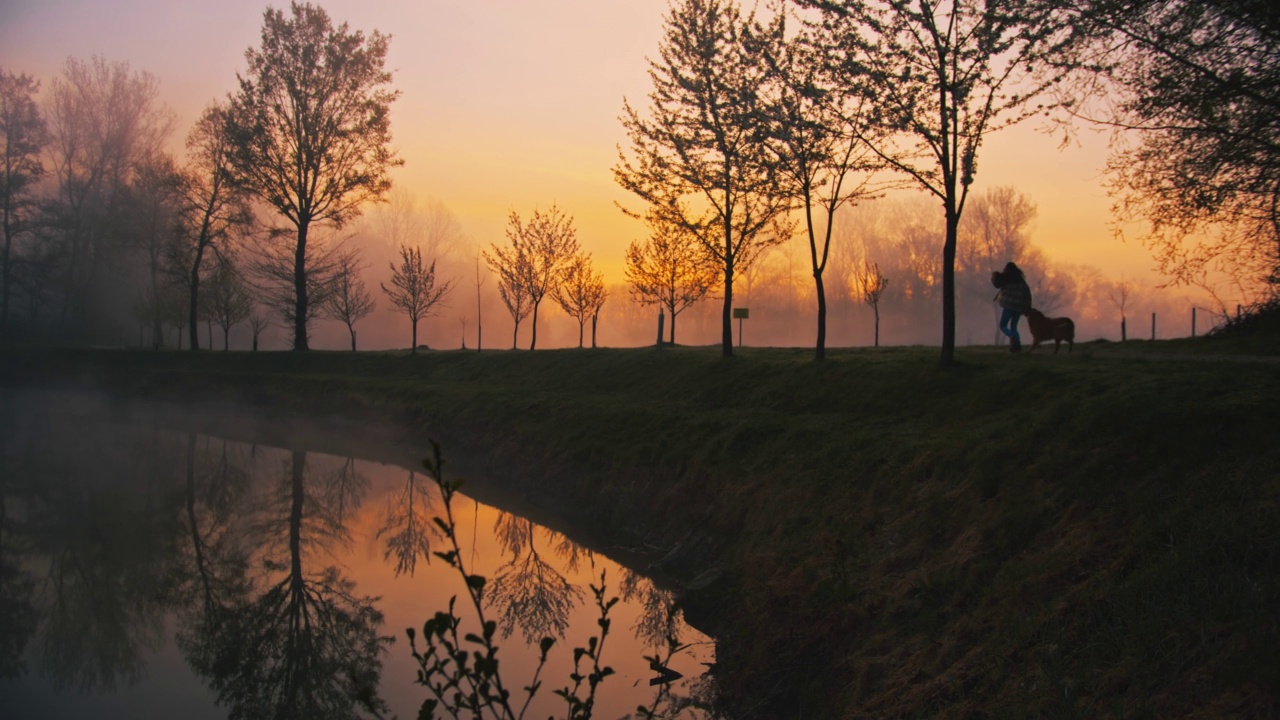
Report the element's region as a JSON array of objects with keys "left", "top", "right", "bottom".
[{"left": 0, "top": 0, "right": 1159, "bottom": 287}]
